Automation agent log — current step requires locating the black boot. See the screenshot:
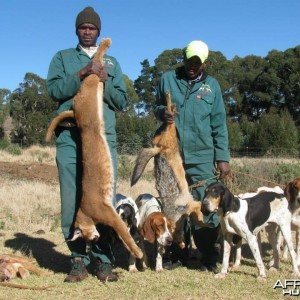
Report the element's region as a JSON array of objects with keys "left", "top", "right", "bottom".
[
  {"left": 94, "top": 261, "right": 118, "bottom": 282},
  {"left": 64, "top": 257, "right": 88, "bottom": 283}
]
